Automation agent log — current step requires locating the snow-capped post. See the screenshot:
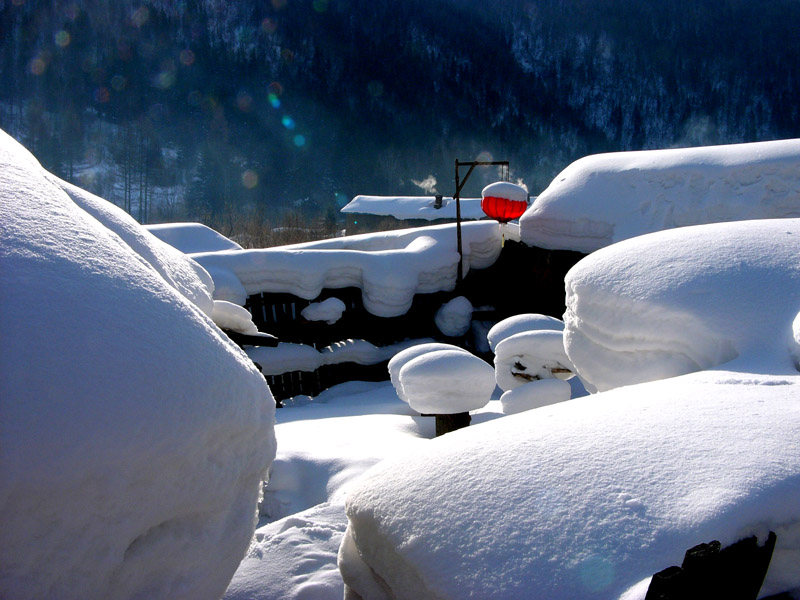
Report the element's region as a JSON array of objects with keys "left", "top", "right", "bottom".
[
  {"left": 393, "top": 348, "right": 496, "bottom": 436},
  {"left": 454, "top": 159, "right": 510, "bottom": 285}
]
